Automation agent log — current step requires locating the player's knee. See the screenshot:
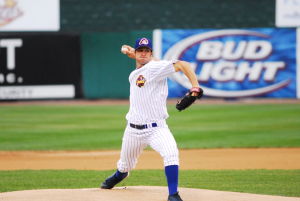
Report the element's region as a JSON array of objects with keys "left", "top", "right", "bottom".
[{"left": 163, "top": 153, "right": 179, "bottom": 166}]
